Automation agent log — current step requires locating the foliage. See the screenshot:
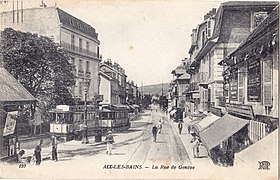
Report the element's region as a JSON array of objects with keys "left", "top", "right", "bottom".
[{"left": 1, "top": 28, "right": 76, "bottom": 119}]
